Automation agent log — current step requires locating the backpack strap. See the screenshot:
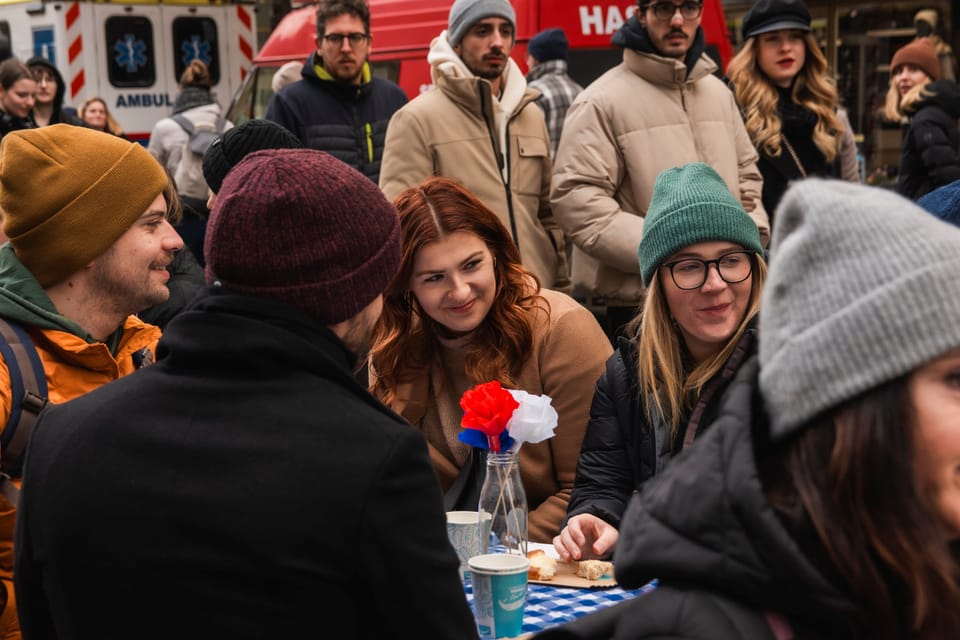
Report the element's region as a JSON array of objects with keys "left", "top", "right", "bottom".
[
  {"left": 171, "top": 113, "right": 195, "bottom": 136},
  {"left": 0, "top": 319, "right": 48, "bottom": 505}
]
